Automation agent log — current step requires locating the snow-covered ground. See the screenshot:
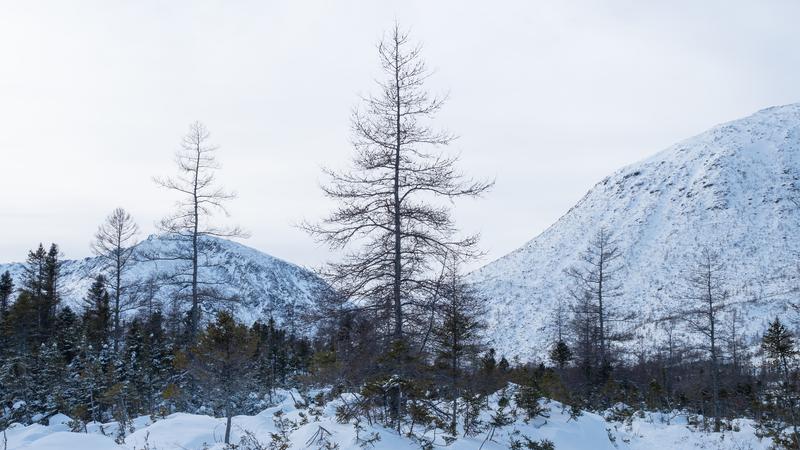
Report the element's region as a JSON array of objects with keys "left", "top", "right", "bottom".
[{"left": 4, "top": 389, "right": 772, "bottom": 450}]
